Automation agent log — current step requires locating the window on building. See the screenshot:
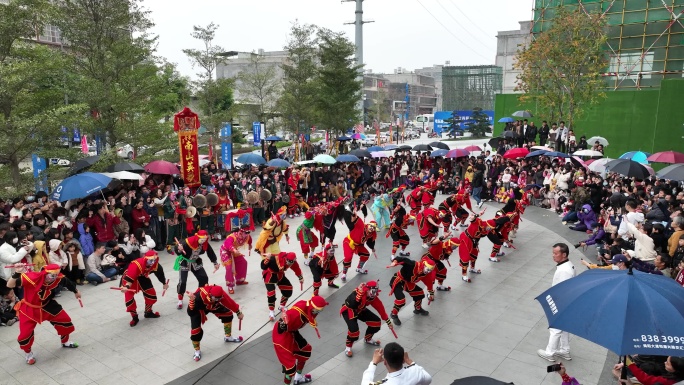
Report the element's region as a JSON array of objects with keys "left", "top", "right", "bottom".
[
  {"left": 38, "top": 25, "right": 62, "bottom": 44},
  {"left": 610, "top": 52, "right": 654, "bottom": 80}
]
